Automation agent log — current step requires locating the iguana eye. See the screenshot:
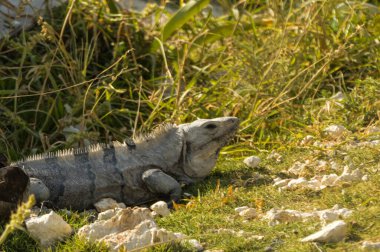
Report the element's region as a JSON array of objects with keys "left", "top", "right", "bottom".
[{"left": 205, "top": 124, "right": 217, "bottom": 130}]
